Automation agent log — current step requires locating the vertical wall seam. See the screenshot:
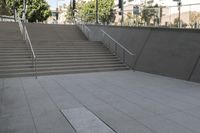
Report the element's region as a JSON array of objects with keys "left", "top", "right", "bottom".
[
  {"left": 133, "top": 28, "right": 152, "bottom": 68},
  {"left": 188, "top": 55, "right": 200, "bottom": 81}
]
